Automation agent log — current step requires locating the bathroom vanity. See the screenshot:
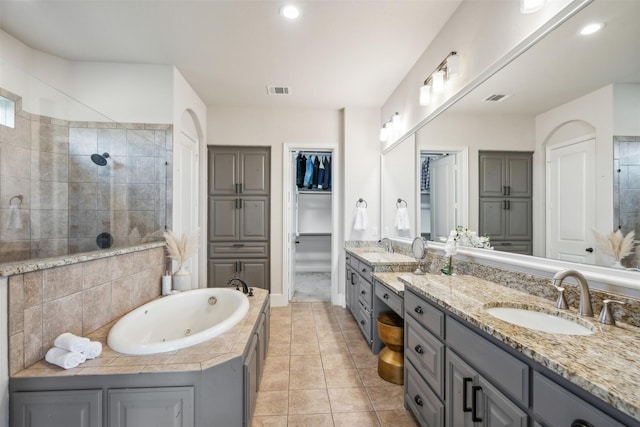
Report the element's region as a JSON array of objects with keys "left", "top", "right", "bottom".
[{"left": 8, "top": 289, "right": 270, "bottom": 427}]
